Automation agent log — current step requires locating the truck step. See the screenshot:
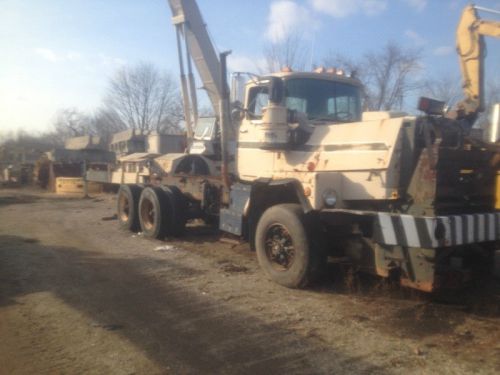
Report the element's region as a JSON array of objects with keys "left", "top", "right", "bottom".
[{"left": 219, "top": 183, "right": 251, "bottom": 236}]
